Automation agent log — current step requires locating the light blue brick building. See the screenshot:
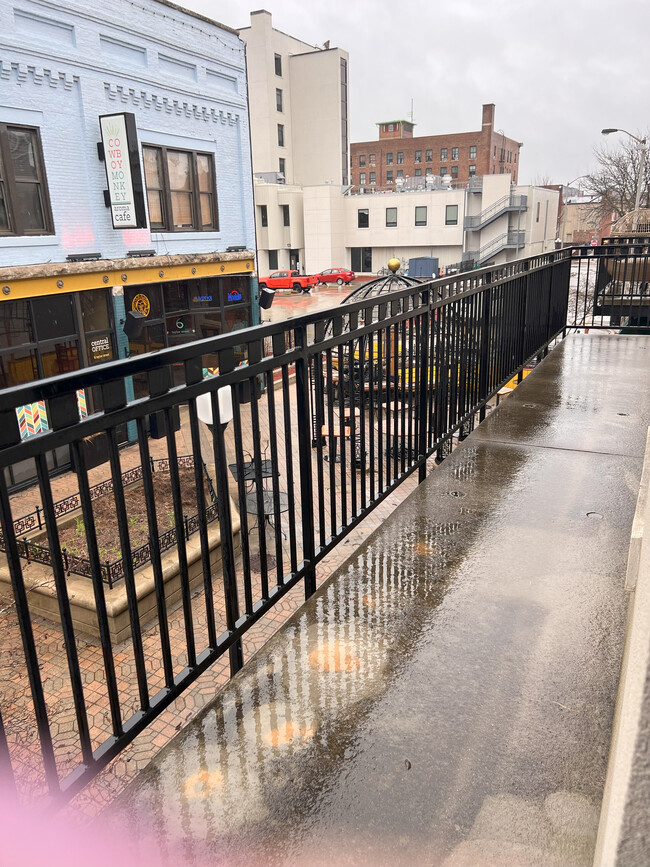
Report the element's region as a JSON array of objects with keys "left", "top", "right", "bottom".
[{"left": 0, "top": 0, "right": 259, "bottom": 486}]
